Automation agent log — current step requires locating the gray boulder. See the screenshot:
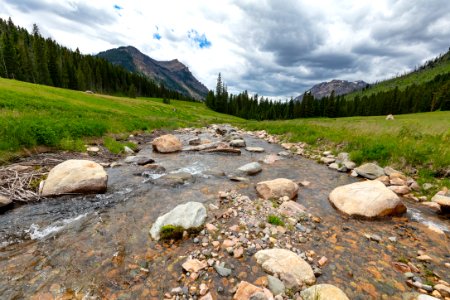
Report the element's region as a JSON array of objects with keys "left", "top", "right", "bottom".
[
  {"left": 355, "top": 163, "right": 385, "bottom": 179},
  {"left": 149, "top": 201, "right": 206, "bottom": 240}
]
